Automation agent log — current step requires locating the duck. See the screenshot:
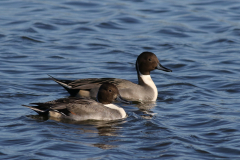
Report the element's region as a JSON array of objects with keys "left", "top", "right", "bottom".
[
  {"left": 23, "top": 83, "right": 130, "bottom": 121},
  {"left": 49, "top": 52, "right": 172, "bottom": 101}
]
